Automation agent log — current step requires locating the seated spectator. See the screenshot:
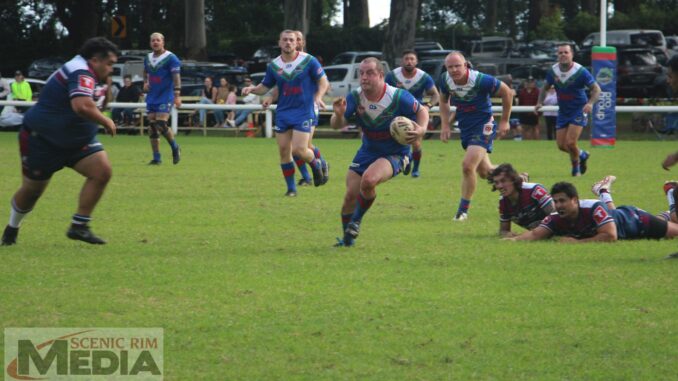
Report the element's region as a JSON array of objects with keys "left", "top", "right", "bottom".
[
  {"left": 224, "top": 84, "right": 238, "bottom": 127},
  {"left": 542, "top": 87, "right": 558, "bottom": 141},
  {"left": 197, "top": 76, "right": 217, "bottom": 126},
  {"left": 0, "top": 77, "right": 10, "bottom": 115},
  {"left": 233, "top": 77, "right": 260, "bottom": 128},
  {"left": 11, "top": 71, "right": 32, "bottom": 113},
  {"left": 517, "top": 76, "right": 540, "bottom": 140},
  {"left": 214, "top": 77, "right": 229, "bottom": 127},
  {"left": 111, "top": 75, "right": 142, "bottom": 126}
]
